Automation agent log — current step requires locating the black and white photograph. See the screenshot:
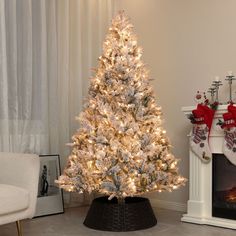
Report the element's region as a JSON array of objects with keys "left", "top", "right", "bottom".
[
  {"left": 38, "top": 157, "right": 59, "bottom": 198},
  {"left": 34, "top": 155, "right": 64, "bottom": 217}
]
